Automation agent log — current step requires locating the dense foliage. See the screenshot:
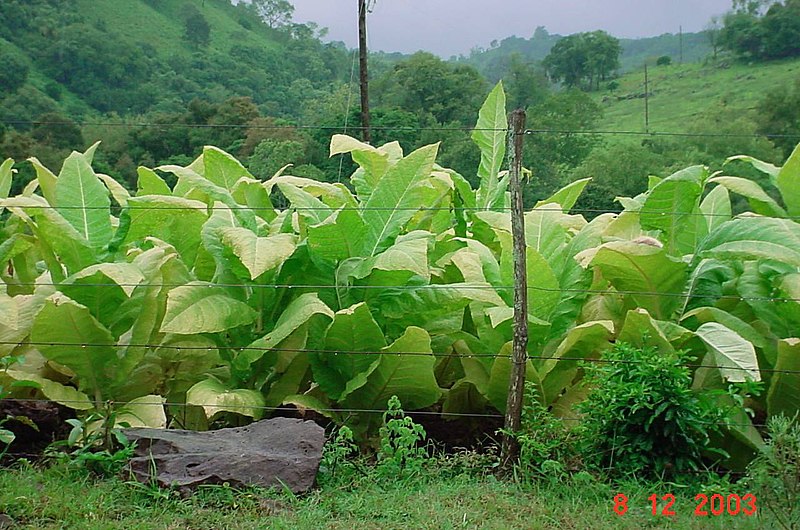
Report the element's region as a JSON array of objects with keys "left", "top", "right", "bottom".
[
  {"left": 720, "top": 0, "right": 800, "bottom": 60},
  {"left": 542, "top": 31, "right": 621, "bottom": 90},
  {"left": 1, "top": 86, "right": 799, "bottom": 471}
]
